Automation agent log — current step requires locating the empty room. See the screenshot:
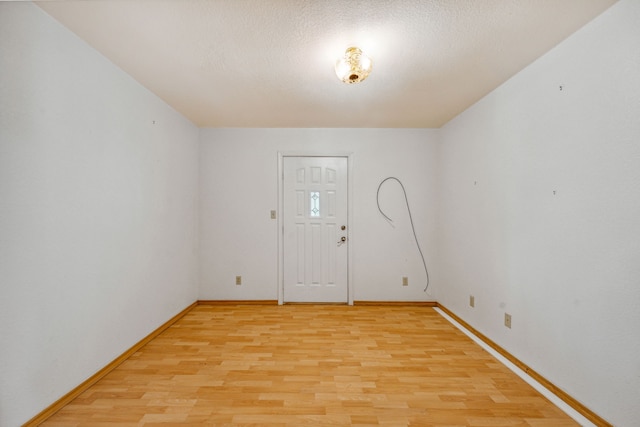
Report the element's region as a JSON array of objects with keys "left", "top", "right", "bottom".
[{"left": 1, "top": 1, "right": 638, "bottom": 426}]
